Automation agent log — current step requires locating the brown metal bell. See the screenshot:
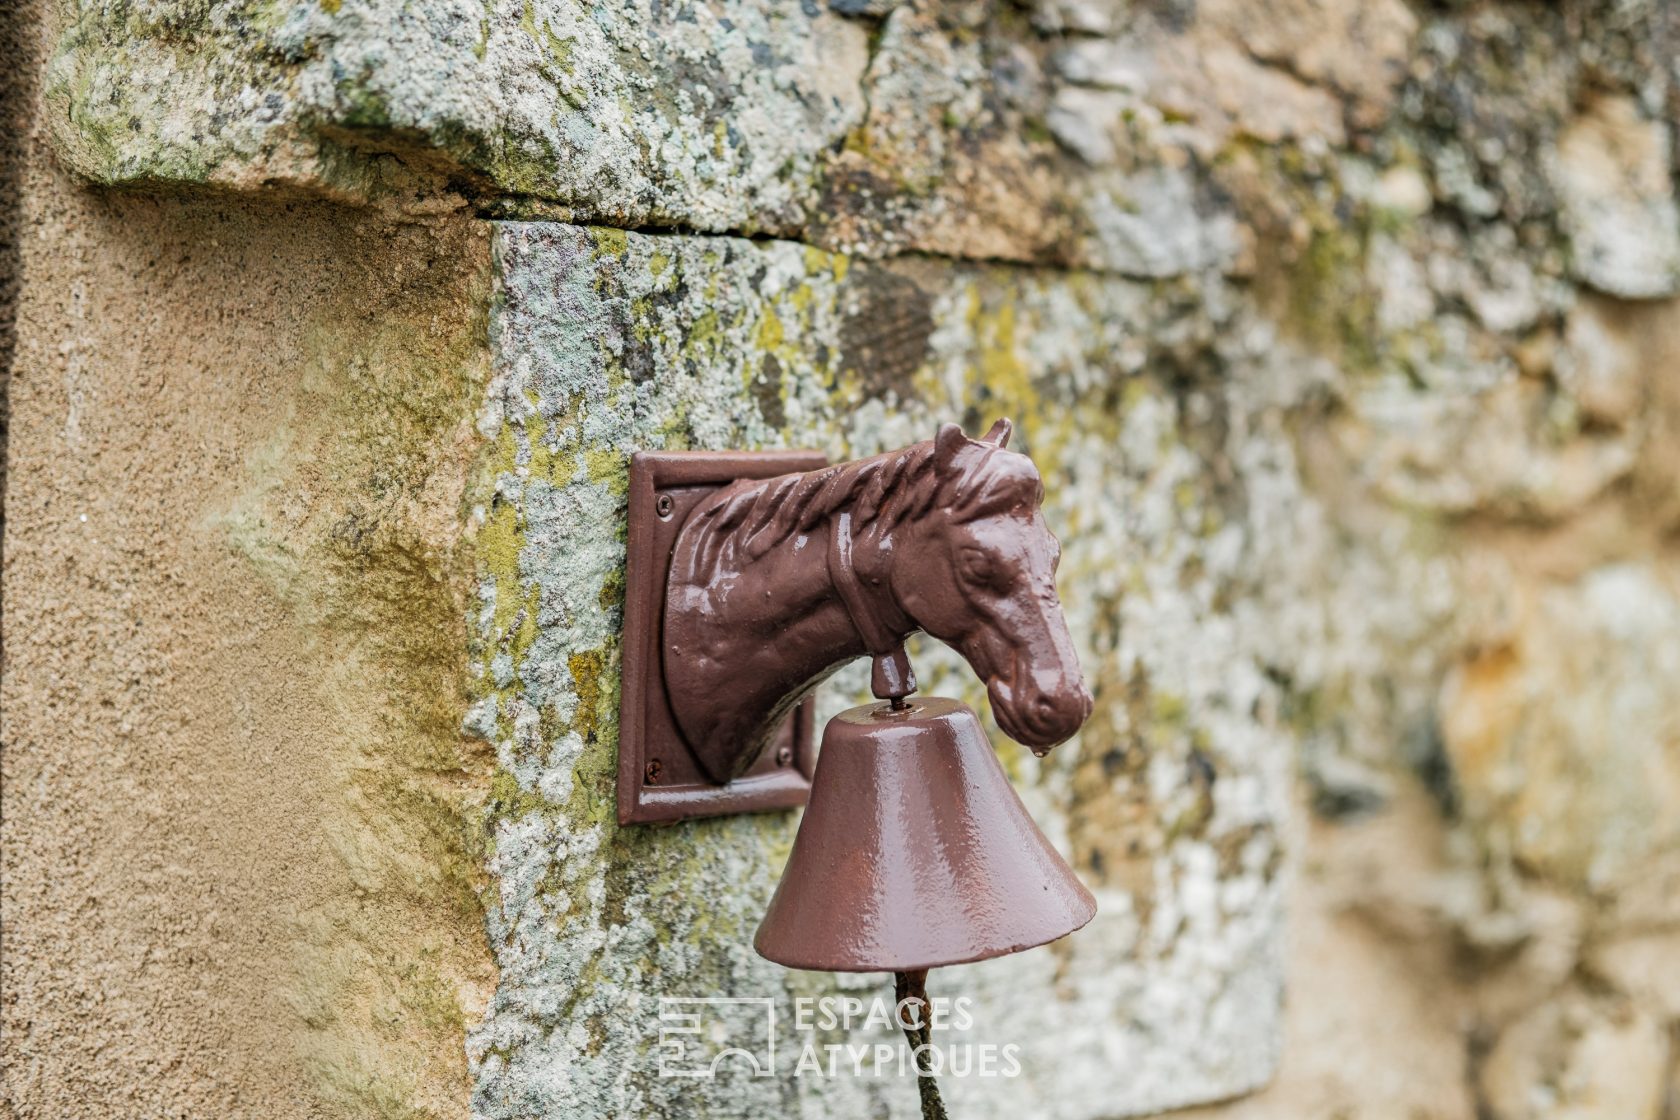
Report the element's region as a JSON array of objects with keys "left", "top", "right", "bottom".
[{"left": 755, "top": 697, "right": 1096, "bottom": 973}]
